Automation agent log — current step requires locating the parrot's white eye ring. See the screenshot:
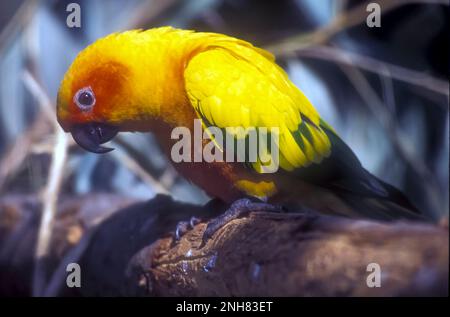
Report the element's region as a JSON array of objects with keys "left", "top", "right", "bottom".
[{"left": 74, "top": 86, "right": 96, "bottom": 111}]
